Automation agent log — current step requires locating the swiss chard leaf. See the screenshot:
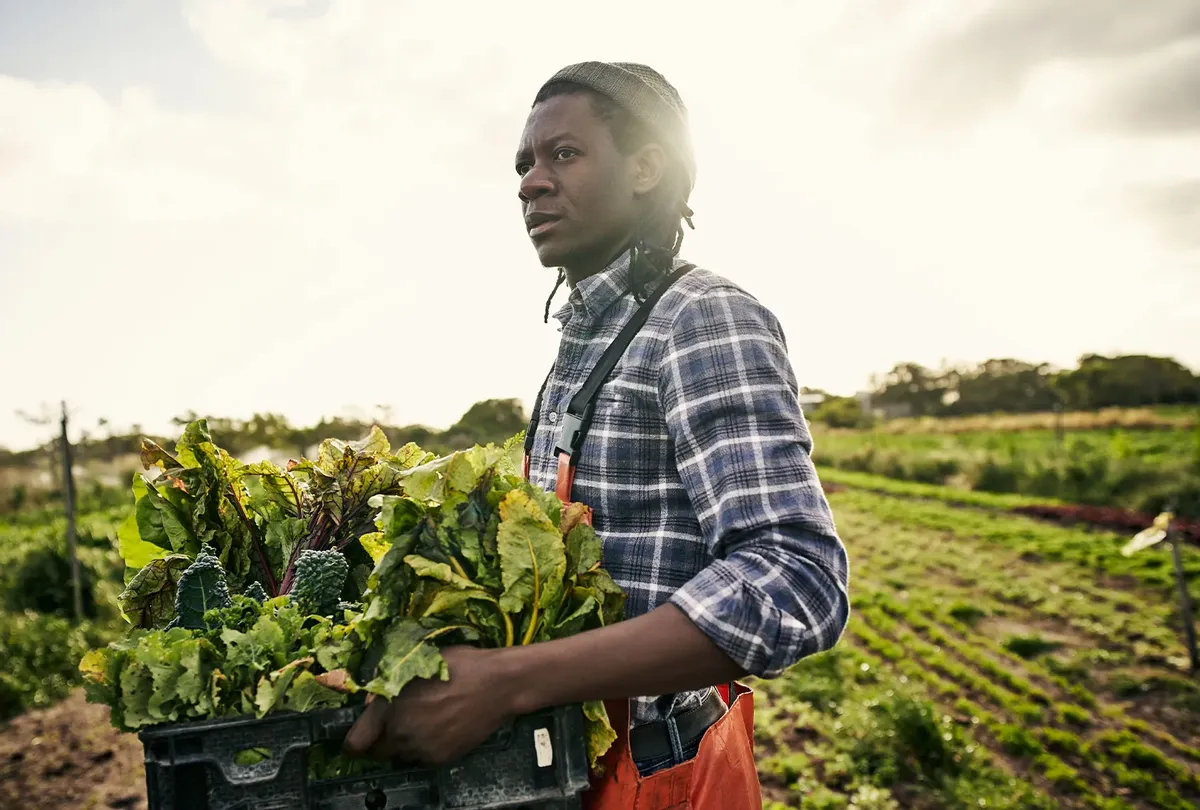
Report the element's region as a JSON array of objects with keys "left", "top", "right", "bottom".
[
  {"left": 496, "top": 488, "right": 567, "bottom": 643},
  {"left": 364, "top": 619, "right": 454, "bottom": 697},
  {"left": 118, "top": 554, "right": 192, "bottom": 628}
]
